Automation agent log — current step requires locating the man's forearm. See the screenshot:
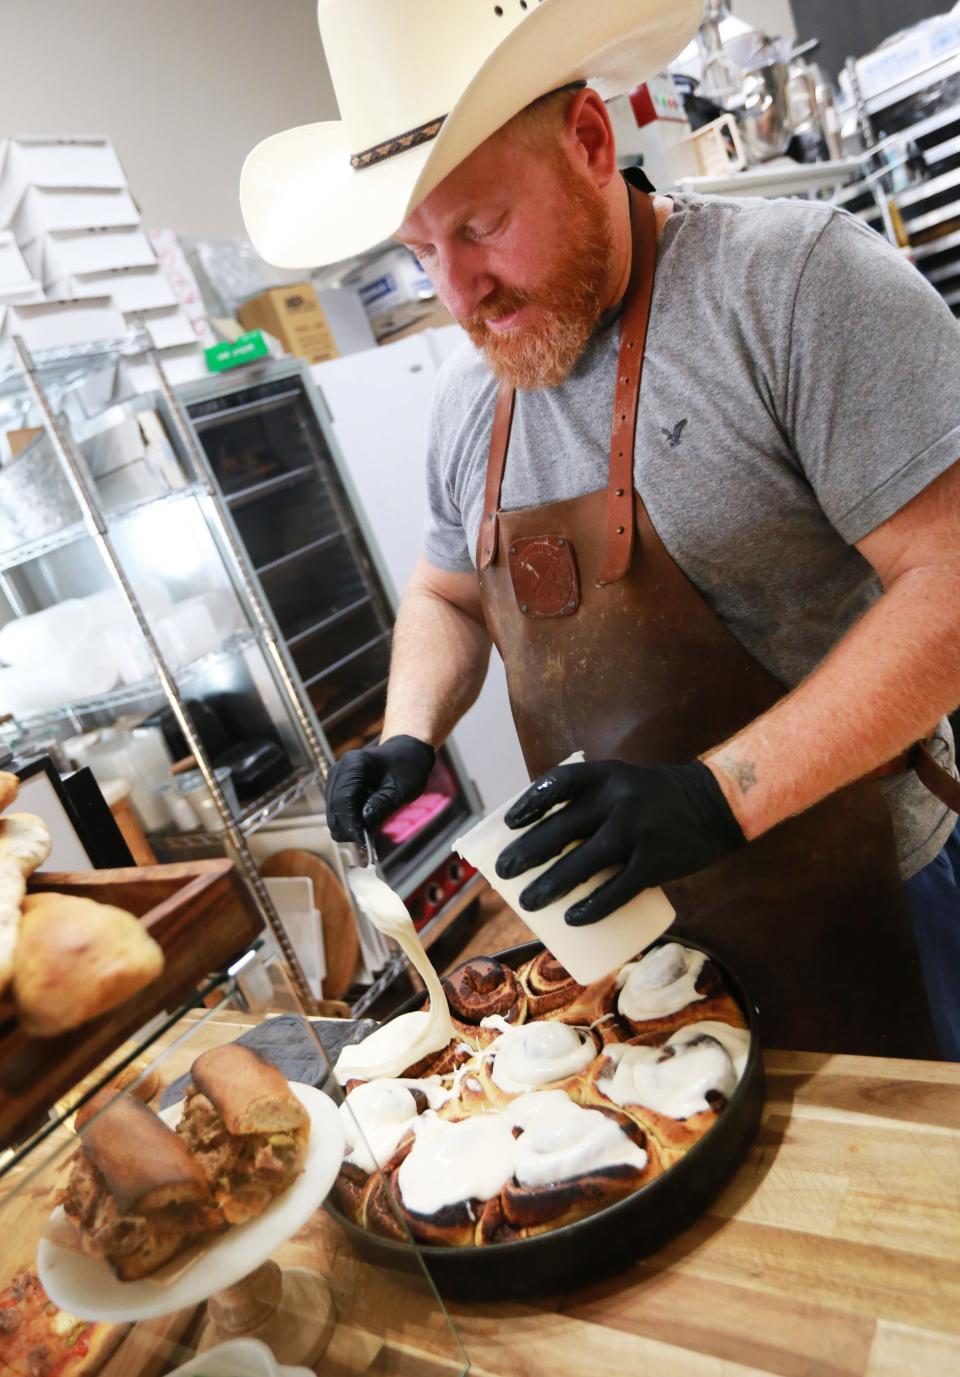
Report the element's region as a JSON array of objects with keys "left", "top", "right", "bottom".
[
  {"left": 381, "top": 585, "right": 492, "bottom": 747},
  {"left": 704, "top": 566, "right": 960, "bottom": 839}
]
